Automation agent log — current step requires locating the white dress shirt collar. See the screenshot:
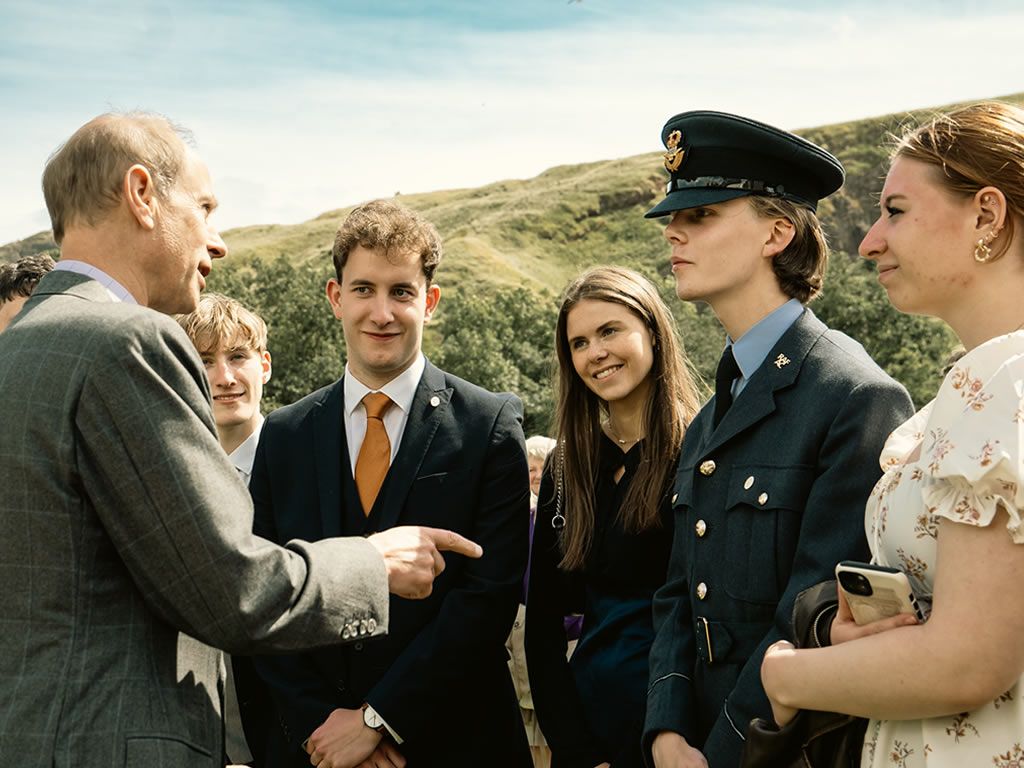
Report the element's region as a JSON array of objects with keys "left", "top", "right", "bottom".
[
  {"left": 53, "top": 260, "right": 139, "bottom": 305},
  {"left": 228, "top": 417, "right": 264, "bottom": 484},
  {"left": 343, "top": 354, "right": 425, "bottom": 418}
]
